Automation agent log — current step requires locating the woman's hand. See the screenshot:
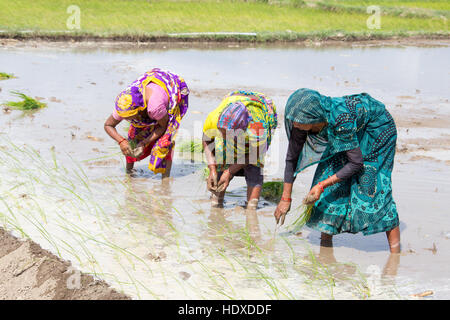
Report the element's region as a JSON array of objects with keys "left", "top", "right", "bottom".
[
  {"left": 216, "top": 169, "right": 232, "bottom": 193},
  {"left": 274, "top": 200, "right": 291, "bottom": 226},
  {"left": 207, "top": 169, "right": 219, "bottom": 192},
  {"left": 308, "top": 184, "right": 324, "bottom": 202},
  {"left": 119, "top": 140, "right": 132, "bottom": 157}
]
